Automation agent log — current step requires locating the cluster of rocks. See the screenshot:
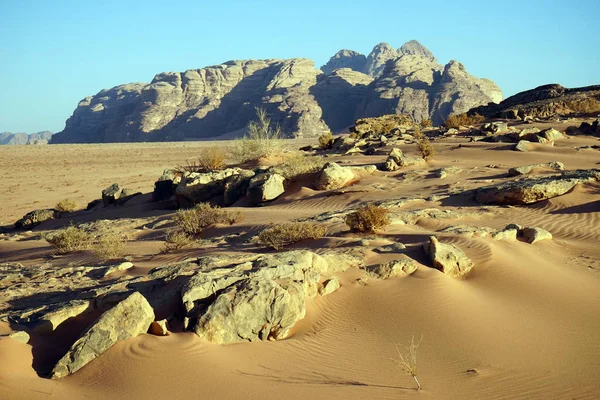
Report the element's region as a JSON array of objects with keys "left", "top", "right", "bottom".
[
  {"left": 567, "top": 119, "right": 600, "bottom": 136},
  {"left": 100, "top": 183, "right": 141, "bottom": 207},
  {"left": 469, "top": 122, "right": 567, "bottom": 151},
  {"left": 440, "top": 224, "right": 553, "bottom": 244}
]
